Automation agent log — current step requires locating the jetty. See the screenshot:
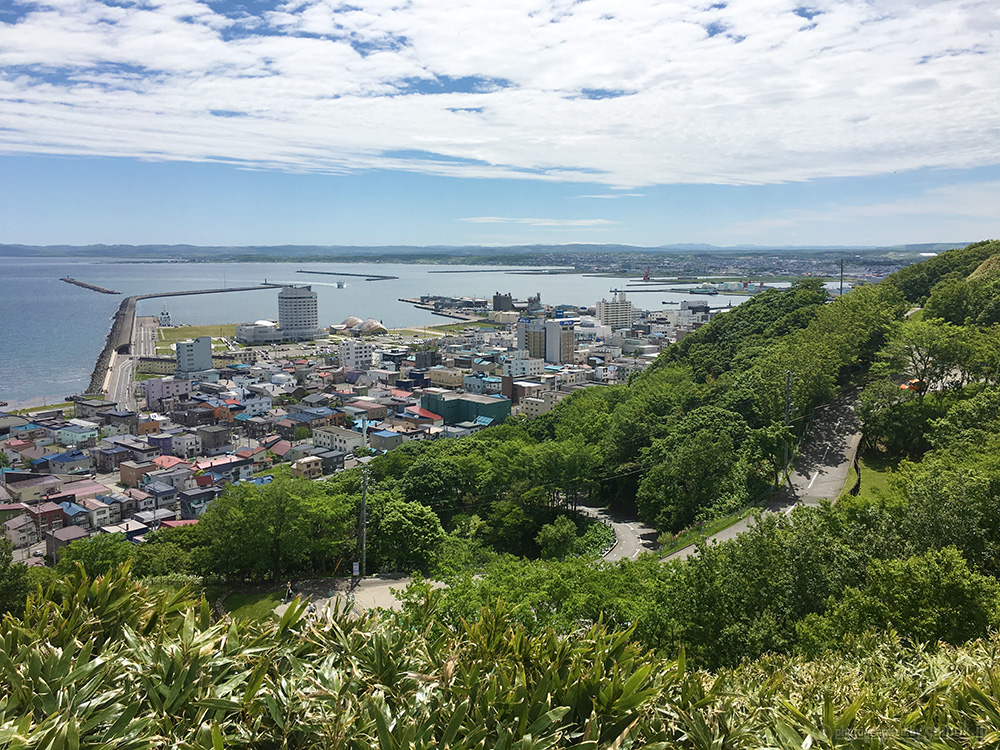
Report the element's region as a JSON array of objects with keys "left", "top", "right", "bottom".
[
  {"left": 135, "top": 284, "right": 282, "bottom": 301},
  {"left": 398, "top": 298, "right": 481, "bottom": 322},
  {"left": 61, "top": 277, "right": 120, "bottom": 295},
  {"left": 297, "top": 270, "right": 398, "bottom": 282}
]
